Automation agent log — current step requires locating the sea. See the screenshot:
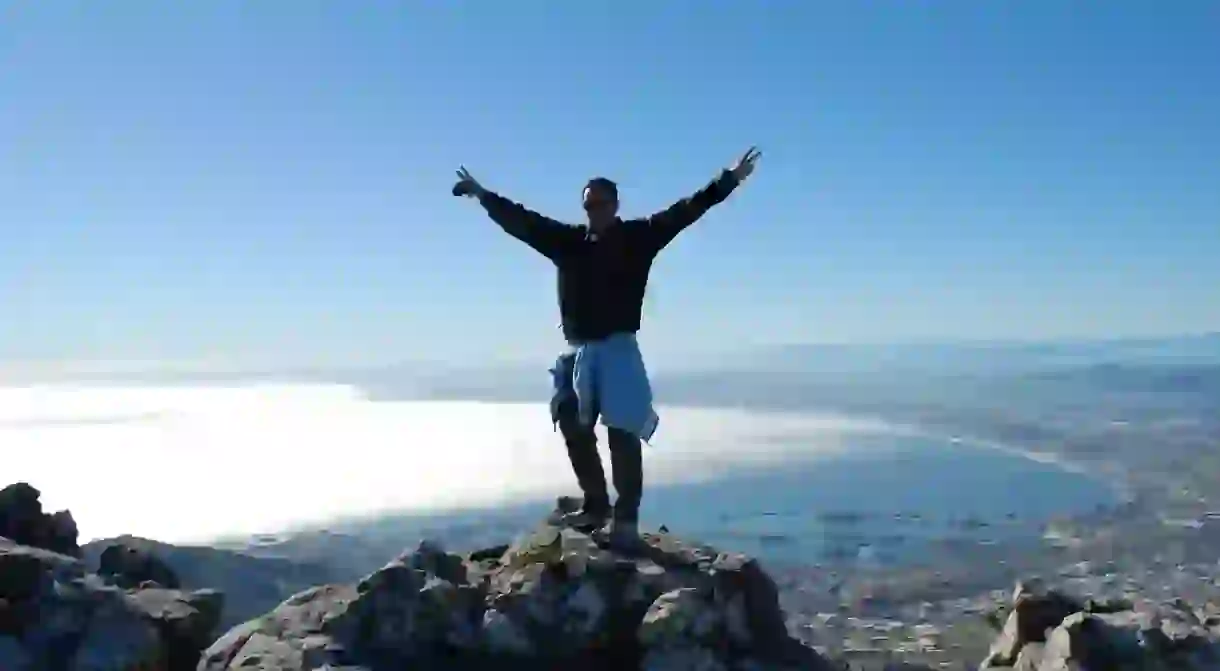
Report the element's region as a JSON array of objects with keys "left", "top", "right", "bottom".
[{"left": 1, "top": 383, "right": 1118, "bottom": 567}]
